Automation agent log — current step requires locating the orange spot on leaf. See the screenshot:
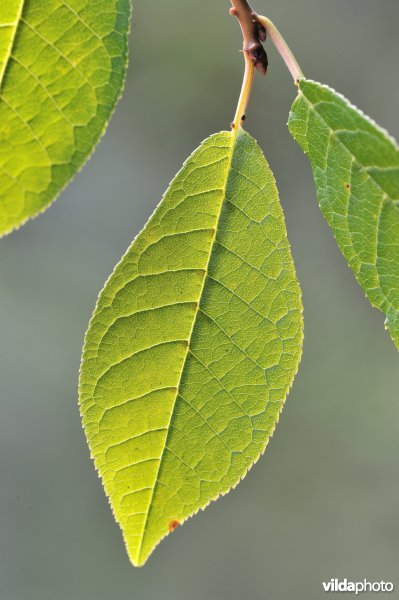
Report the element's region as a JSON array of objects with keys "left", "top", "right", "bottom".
[{"left": 169, "top": 520, "right": 179, "bottom": 532}]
